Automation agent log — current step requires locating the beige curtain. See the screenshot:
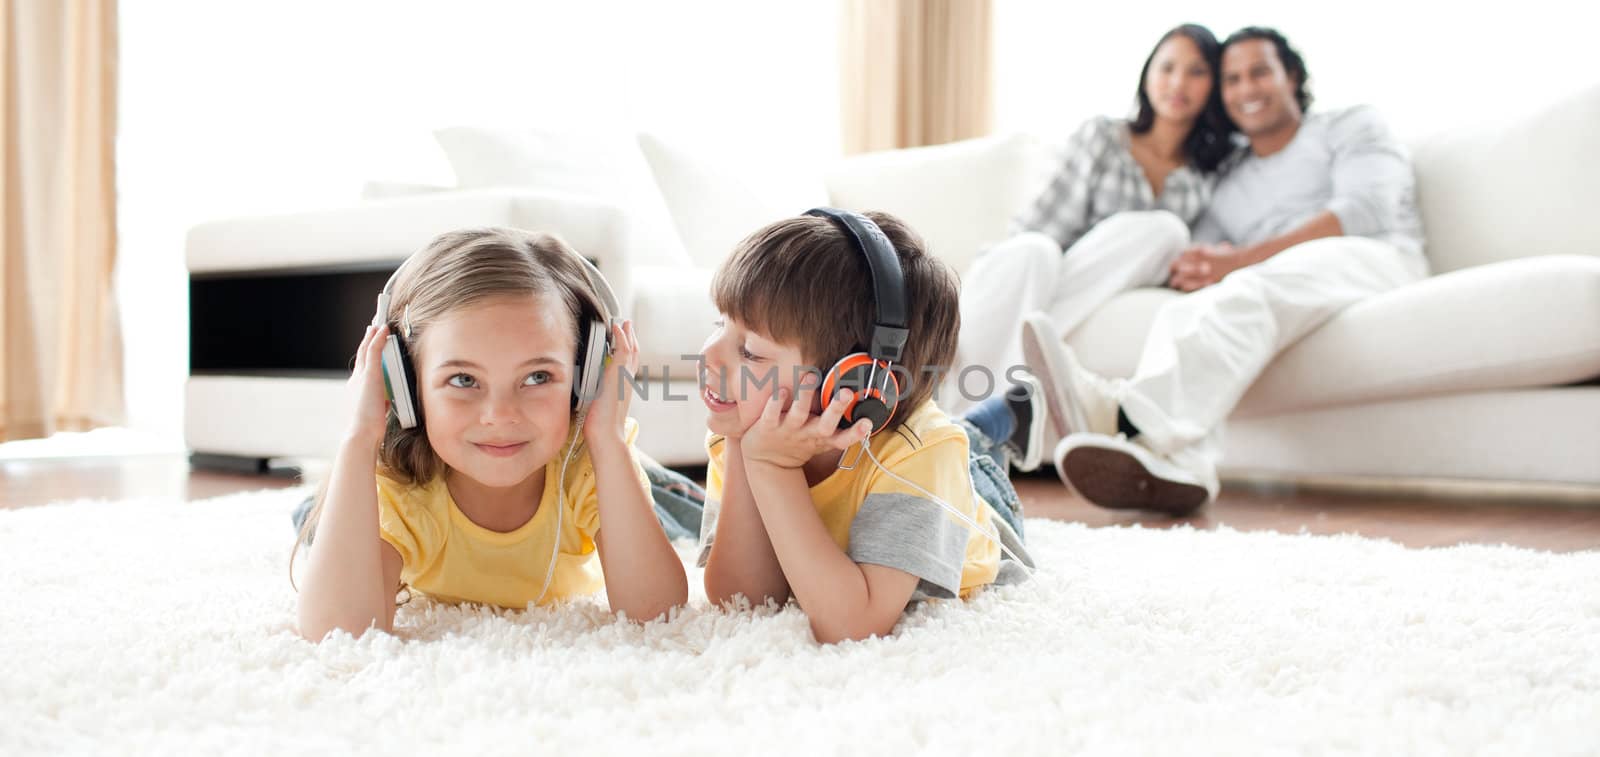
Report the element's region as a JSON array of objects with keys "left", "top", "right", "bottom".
[
  {"left": 0, "top": 0, "right": 122, "bottom": 441},
  {"left": 840, "top": 0, "right": 993, "bottom": 154}
]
